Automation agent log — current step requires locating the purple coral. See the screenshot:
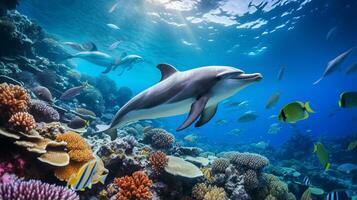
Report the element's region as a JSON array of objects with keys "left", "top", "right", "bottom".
[
  {"left": 28, "top": 99, "right": 59, "bottom": 122},
  {"left": 0, "top": 179, "right": 79, "bottom": 200},
  {"left": 0, "top": 155, "right": 26, "bottom": 180}
]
